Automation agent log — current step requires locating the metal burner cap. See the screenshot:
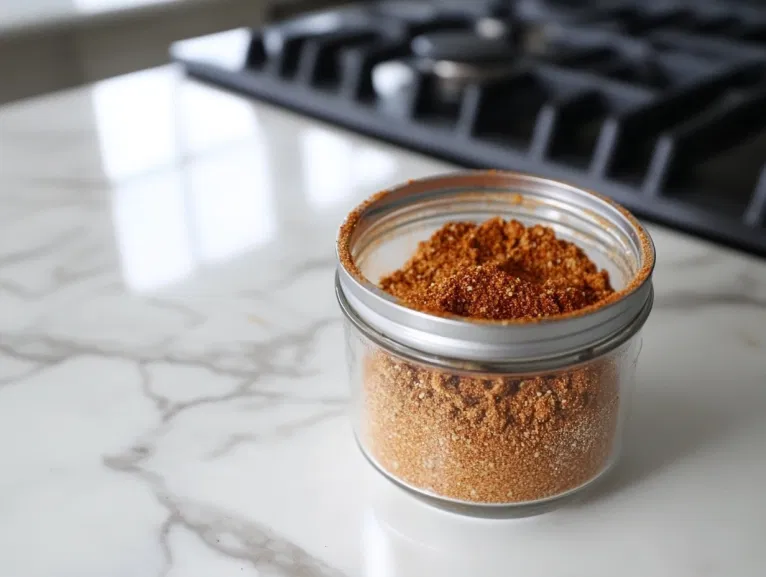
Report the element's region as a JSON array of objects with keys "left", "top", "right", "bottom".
[
  {"left": 411, "top": 31, "right": 513, "bottom": 64},
  {"left": 375, "top": 1, "right": 438, "bottom": 22}
]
